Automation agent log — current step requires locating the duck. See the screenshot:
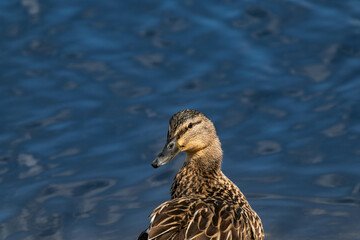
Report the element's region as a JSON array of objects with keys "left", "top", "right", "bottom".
[{"left": 138, "top": 109, "right": 264, "bottom": 240}]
